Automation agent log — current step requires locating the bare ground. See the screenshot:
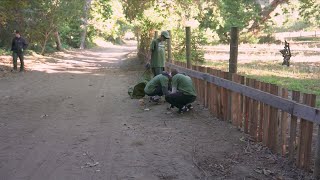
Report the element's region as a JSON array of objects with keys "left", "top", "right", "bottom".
[{"left": 0, "top": 43, "right": 314, "bottom": 180}]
